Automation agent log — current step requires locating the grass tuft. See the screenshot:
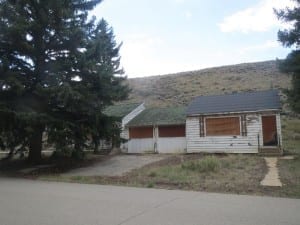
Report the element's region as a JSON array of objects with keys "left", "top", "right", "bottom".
[
  {"left": 146, "top": 181, "right": 154, "bottom": 188},
  {"left": 181, "top": 156, "right": 220, "bottom": 173}
]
